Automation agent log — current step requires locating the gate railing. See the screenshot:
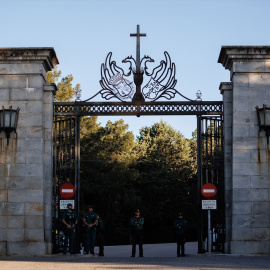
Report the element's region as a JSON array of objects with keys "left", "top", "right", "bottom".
[
  {"left": 52, "top": 116, "right": 80, "bottom": 253},
  {"left": 197, "top": 116, "right": 225, "bottom": 253},
  {"left": 54, "top": 101, "right": 223, "bottom": 116}
]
